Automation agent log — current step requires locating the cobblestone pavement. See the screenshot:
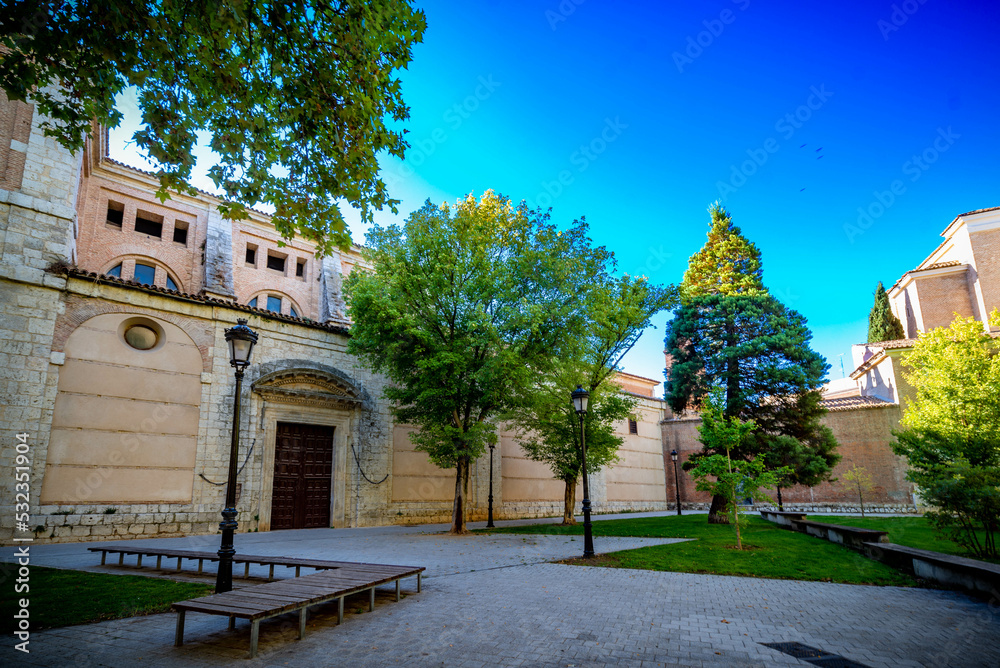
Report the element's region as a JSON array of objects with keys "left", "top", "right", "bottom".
[{"left": 4, "top": 515, "right": 999, "bottom": 667}]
